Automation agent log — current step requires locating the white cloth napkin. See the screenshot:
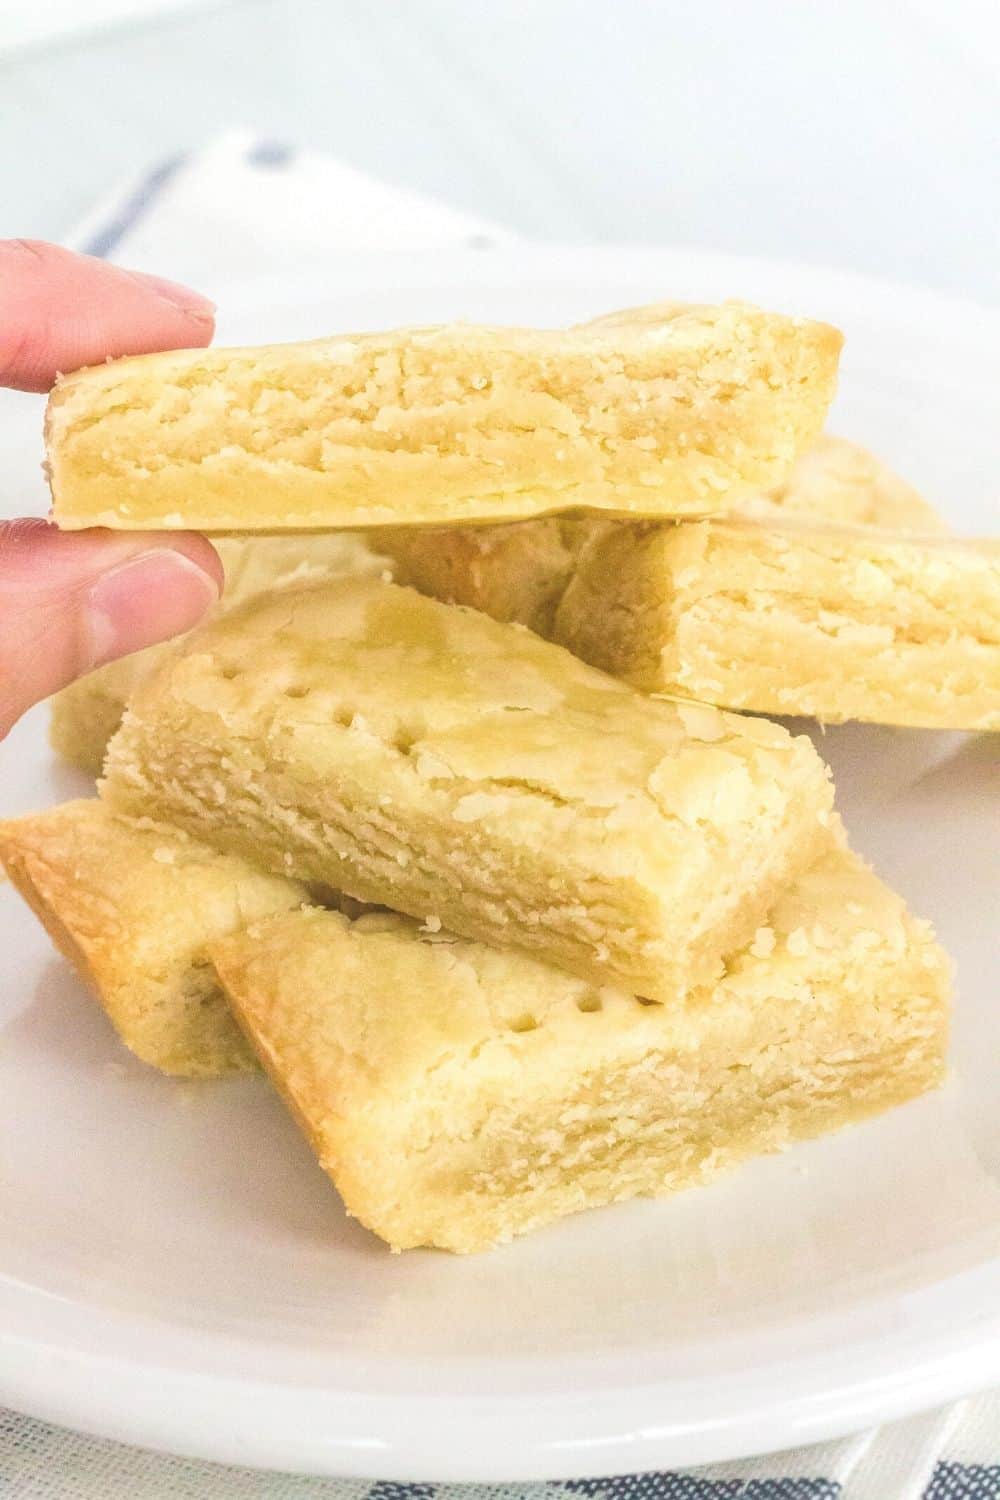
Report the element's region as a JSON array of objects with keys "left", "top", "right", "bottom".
[
  {"left": 66, "top": 129, "right": 517, "bottom": 284},
  {"left": 5, "top": 131, "right": 999, "bottom": 1500}
]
